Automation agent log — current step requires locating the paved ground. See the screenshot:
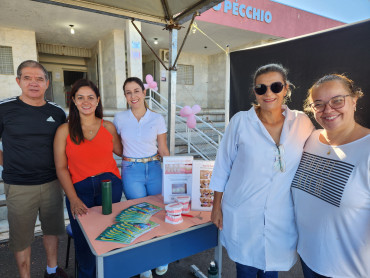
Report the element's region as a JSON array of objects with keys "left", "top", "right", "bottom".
[{"left": 0, "top": 233, "right": 304, "bottom": 278}]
